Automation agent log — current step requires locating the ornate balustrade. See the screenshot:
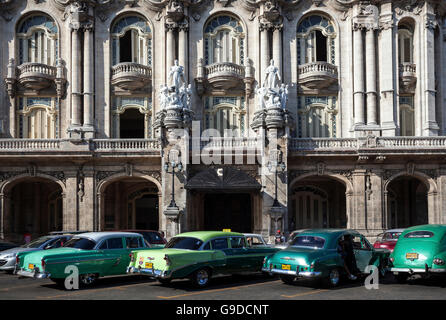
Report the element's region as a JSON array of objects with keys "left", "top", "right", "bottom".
[
  {"left": 297, "top": 61, "right": 338, "bottom": 91},
  {"left": 111, "top": 62, "right": 152, "bottom": 91},
  {"left": 92, "top": 139, "right": 160, "bottom": 152},
  {"left": 16, "top": 62, "right": 57, "bottom": 90}
]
